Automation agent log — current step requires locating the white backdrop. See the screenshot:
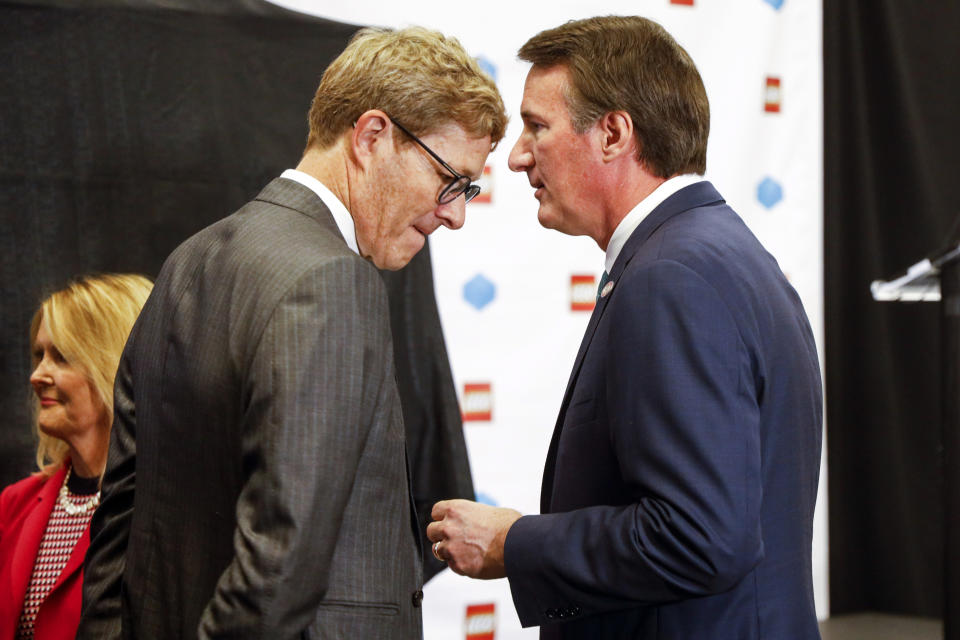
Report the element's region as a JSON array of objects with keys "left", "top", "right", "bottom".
[{"left": 268, "top": 1, "right": 826, "bottom": 636}]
